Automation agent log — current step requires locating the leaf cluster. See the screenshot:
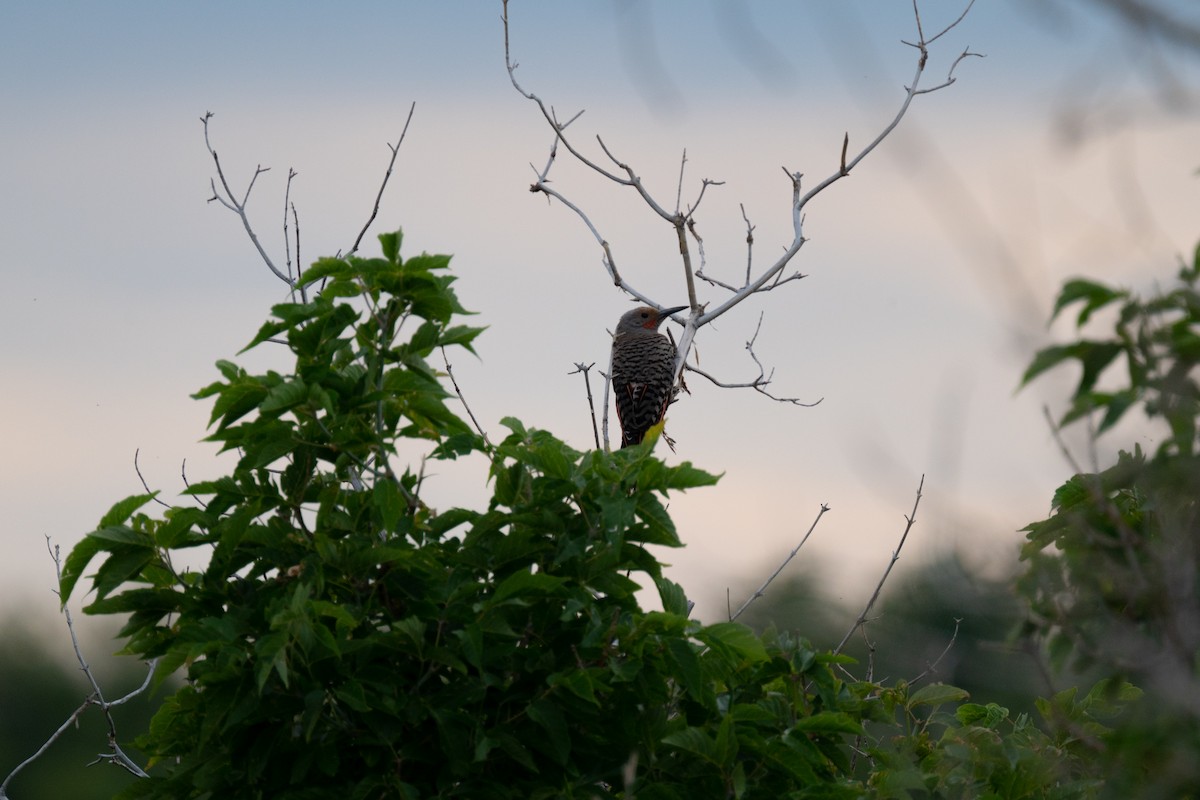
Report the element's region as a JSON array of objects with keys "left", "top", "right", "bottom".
[
  {"left": 1018, "top": 242, "right": 1200, "bottom": 797},
  {"left": 1022, "top": 244, "right": 1200, "bottom": 455},
  {"left": 56, "top": 232, "right": 876, "bottom": 799},
  {"left": 54, "top": 230, "right": 1140, "bottom": 799}
]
